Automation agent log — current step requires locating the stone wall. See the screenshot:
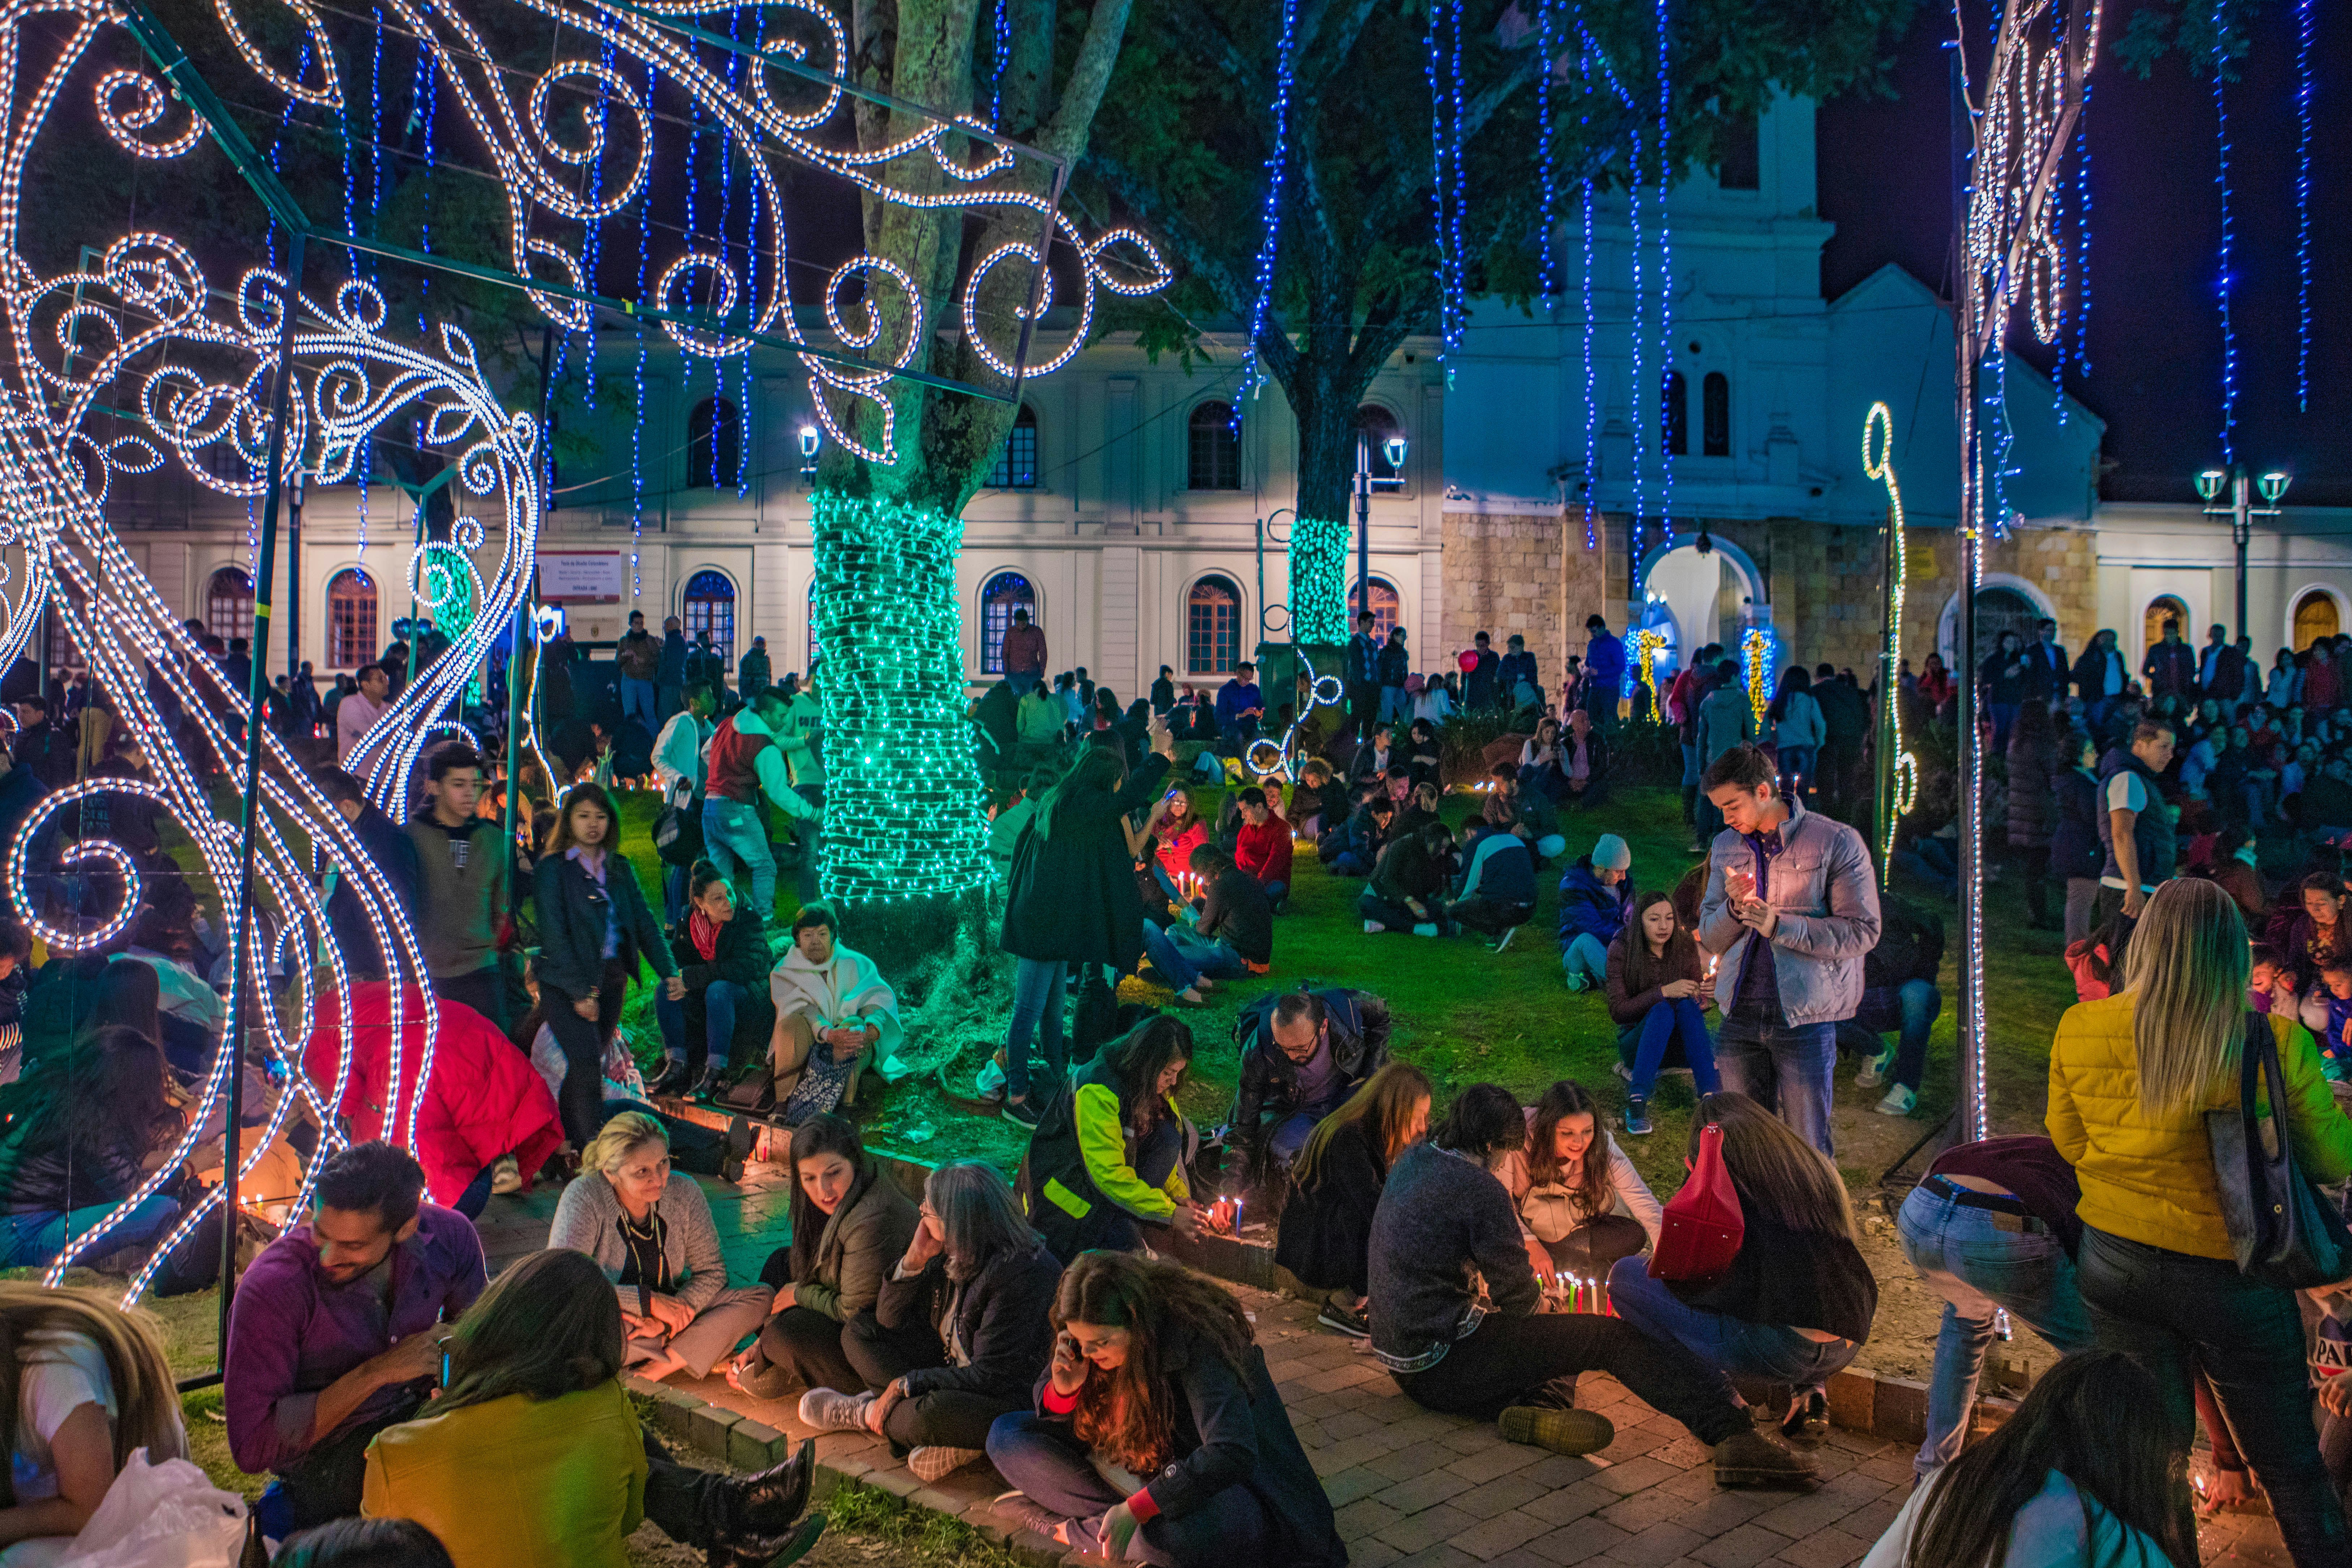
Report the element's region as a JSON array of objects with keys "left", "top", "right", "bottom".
[{"left": 1439, "top": 510, "right": 1579, "bottom": 680}]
